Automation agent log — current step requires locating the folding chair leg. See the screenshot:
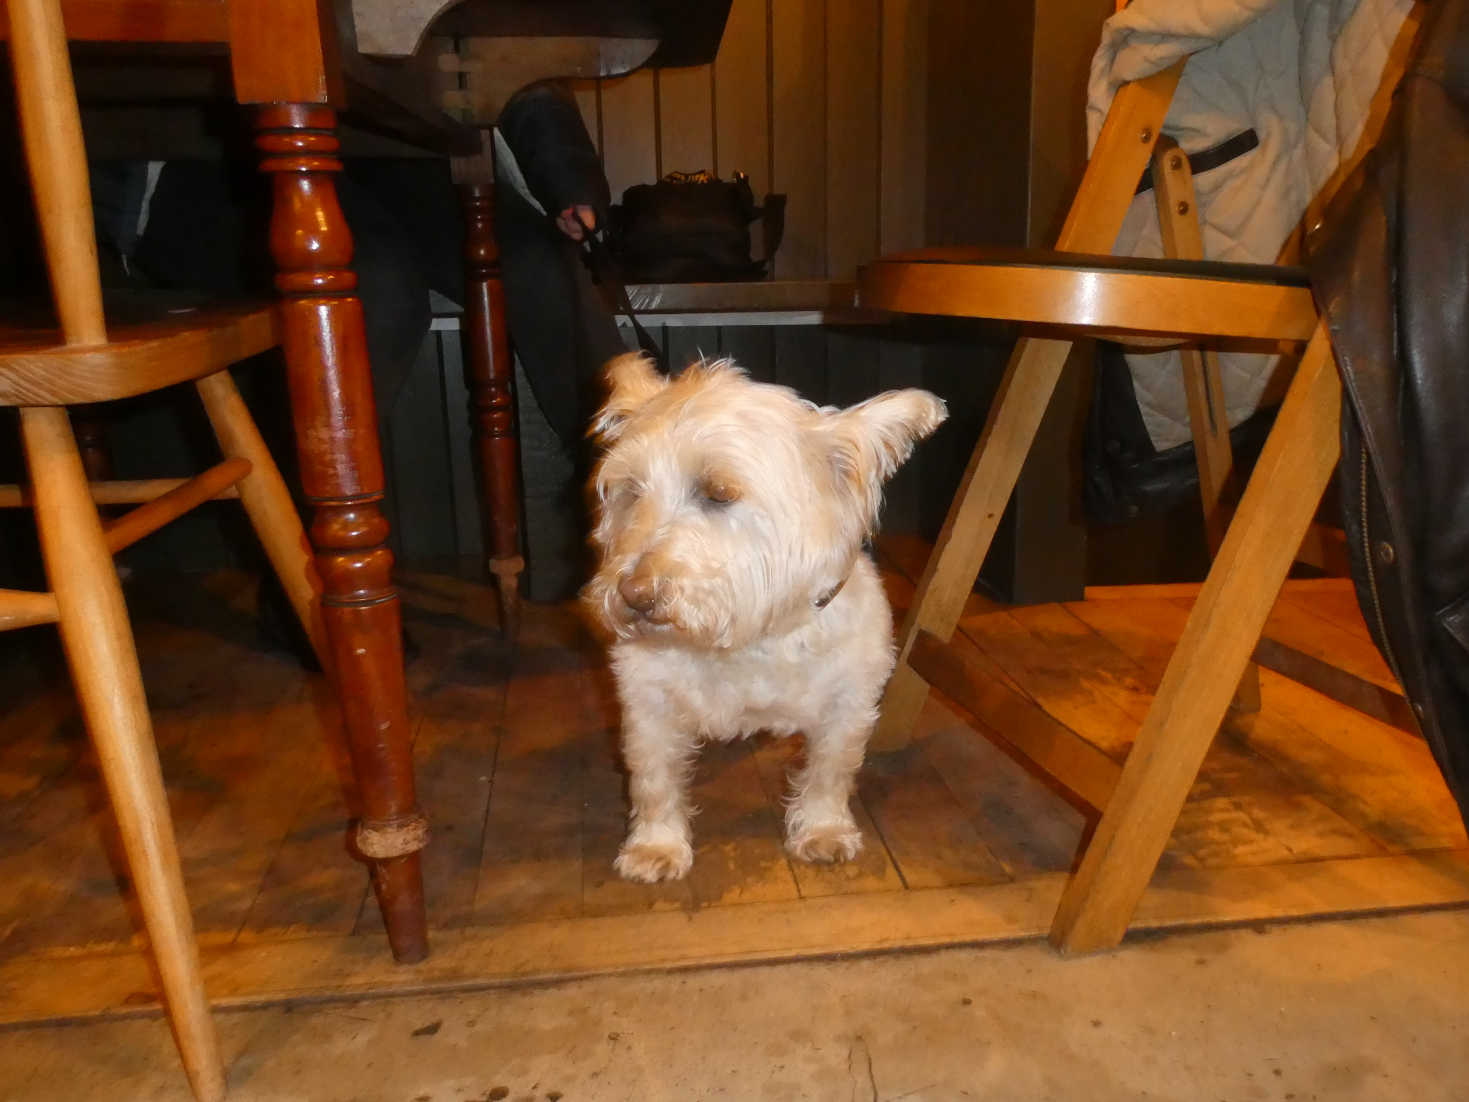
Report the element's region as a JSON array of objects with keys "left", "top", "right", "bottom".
[
  {"left": 1049, "top": 323, "right": 1341, "bottom": 955},
  {"left": 876, "top": 335, "right": 1078, "bottom": 747},
  {"left": 1151, "top": 136, "right": 1262, "bottom": 712},
  {"left": 875, "top": 62, "right": 1185, "bottom": 750},
  {"left": 195, "top": 369, "right": 330, "bottom": 671},
  {"left": 21, "top": 406, "right": 225, "bottom": 1102}
]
